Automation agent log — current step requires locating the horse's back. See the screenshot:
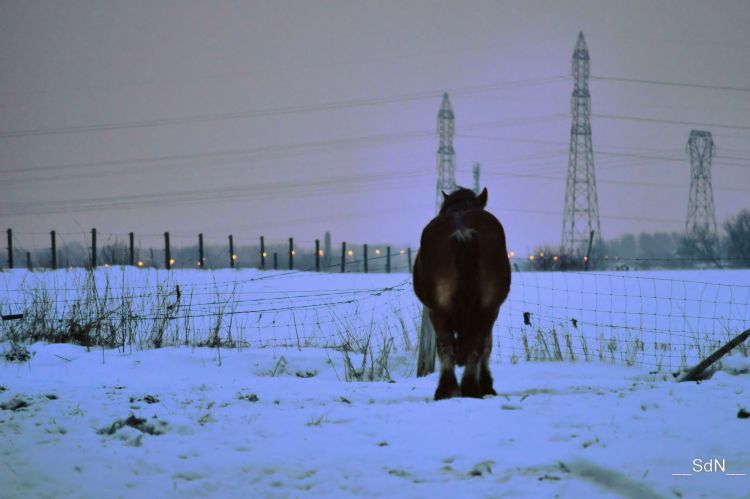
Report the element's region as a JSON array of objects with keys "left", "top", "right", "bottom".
[{"left": 414, "top": 209, "right": 510, "bottom": 315}]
